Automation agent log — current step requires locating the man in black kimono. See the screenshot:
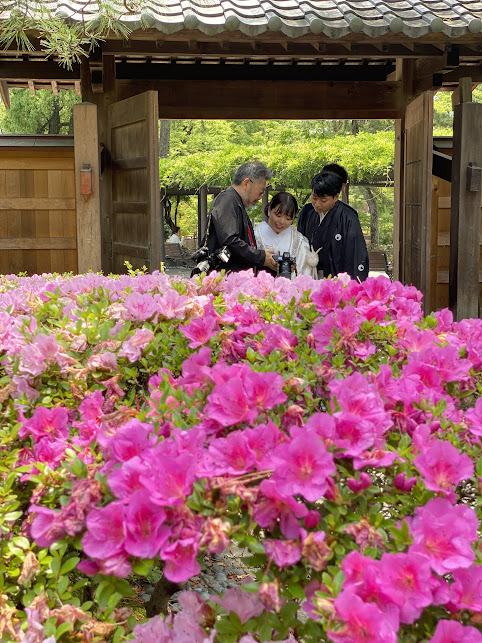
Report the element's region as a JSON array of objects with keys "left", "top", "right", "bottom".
[
  {"left": 297, "top": 172, "right": 369, "bottom": 282},
  {"left": 203, "top": 161, "right": 278, "bottom": 273}
]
